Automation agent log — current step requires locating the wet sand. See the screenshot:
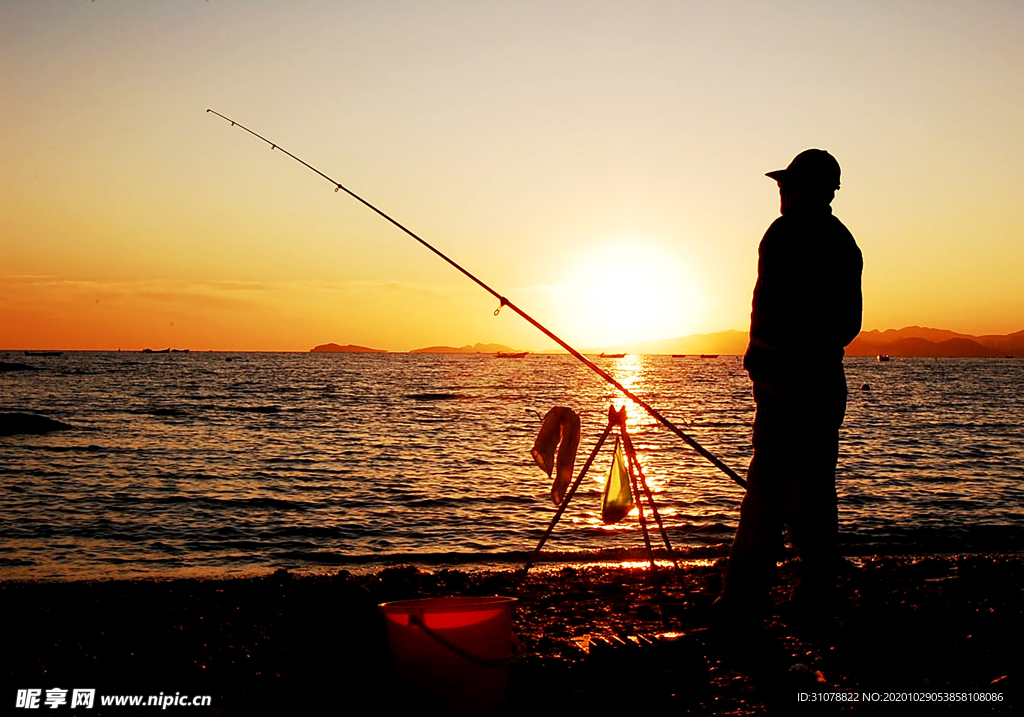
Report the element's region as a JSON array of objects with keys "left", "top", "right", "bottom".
[{"left": 2, "top": 554, "right": 1021, "bottom": 715}]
